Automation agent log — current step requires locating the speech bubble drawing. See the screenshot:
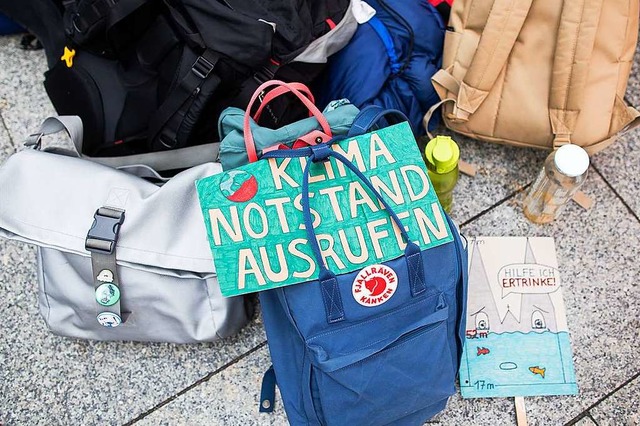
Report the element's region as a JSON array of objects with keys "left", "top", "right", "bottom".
[{"left": 499, "top": 263, "right": 560, "bottom": 298}]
